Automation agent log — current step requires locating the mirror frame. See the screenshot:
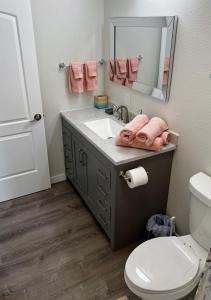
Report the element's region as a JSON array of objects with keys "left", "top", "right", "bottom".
[{"left": 110, "top": 16, "right": 178, "bottom": 102}]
